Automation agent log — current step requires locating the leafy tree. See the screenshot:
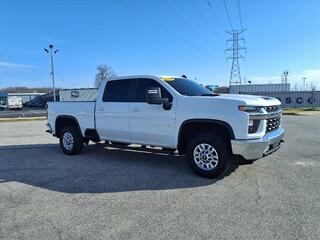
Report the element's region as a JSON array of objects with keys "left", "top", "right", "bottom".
[{"left": 94, "top": 65, "right": 117, "bottom": 87}]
